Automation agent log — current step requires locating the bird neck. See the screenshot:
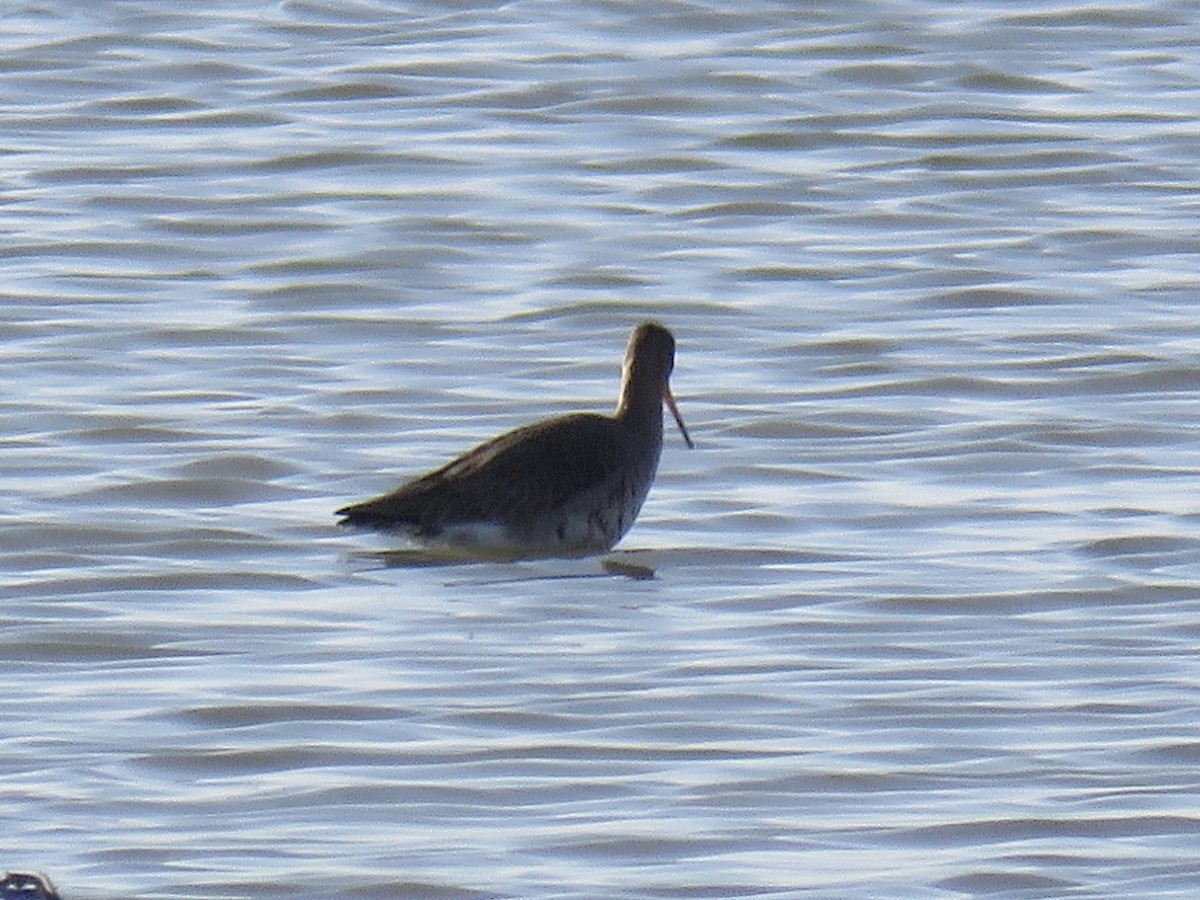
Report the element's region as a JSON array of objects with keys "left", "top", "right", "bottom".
[{"left": 615, "top": 372, "right": 664, "bottom": 434}]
